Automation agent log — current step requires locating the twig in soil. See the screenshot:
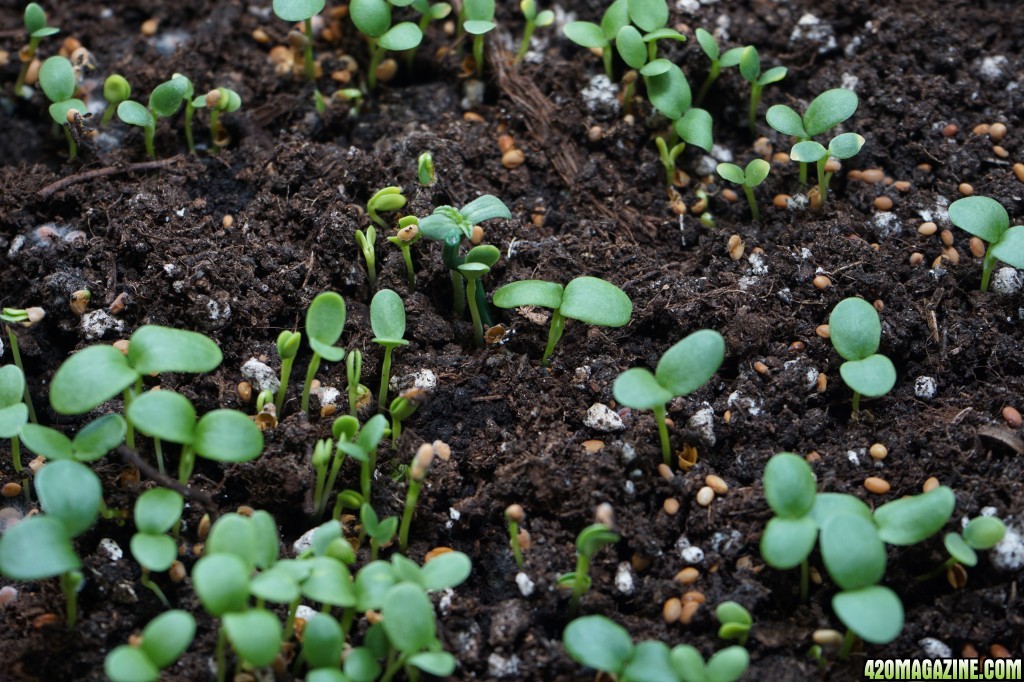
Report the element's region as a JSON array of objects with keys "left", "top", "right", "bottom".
[
  {"left": 117, "top": 445, "right": 218, "bottom": 513},
  {"left": 37, "top": 156, "right": 185, "bottom": 199}
]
